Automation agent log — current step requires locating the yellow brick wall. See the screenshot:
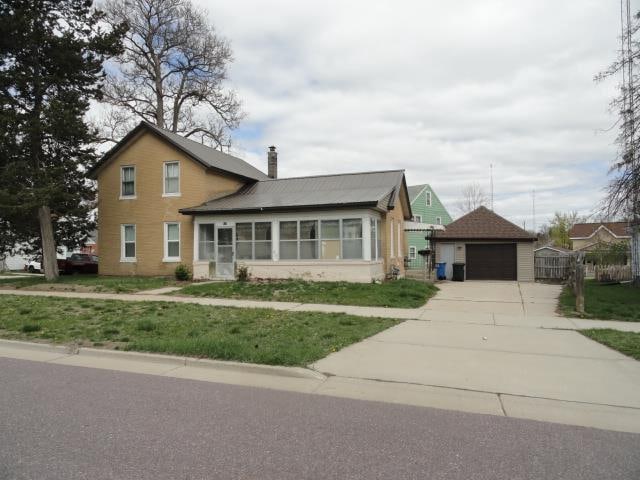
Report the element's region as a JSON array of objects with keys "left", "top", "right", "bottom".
[
  {"left": 96, "top": 131, "right": 244, "bottom": 276},
  {"left": 381, "top": 186, "right": 410, "bottom": 276}
]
